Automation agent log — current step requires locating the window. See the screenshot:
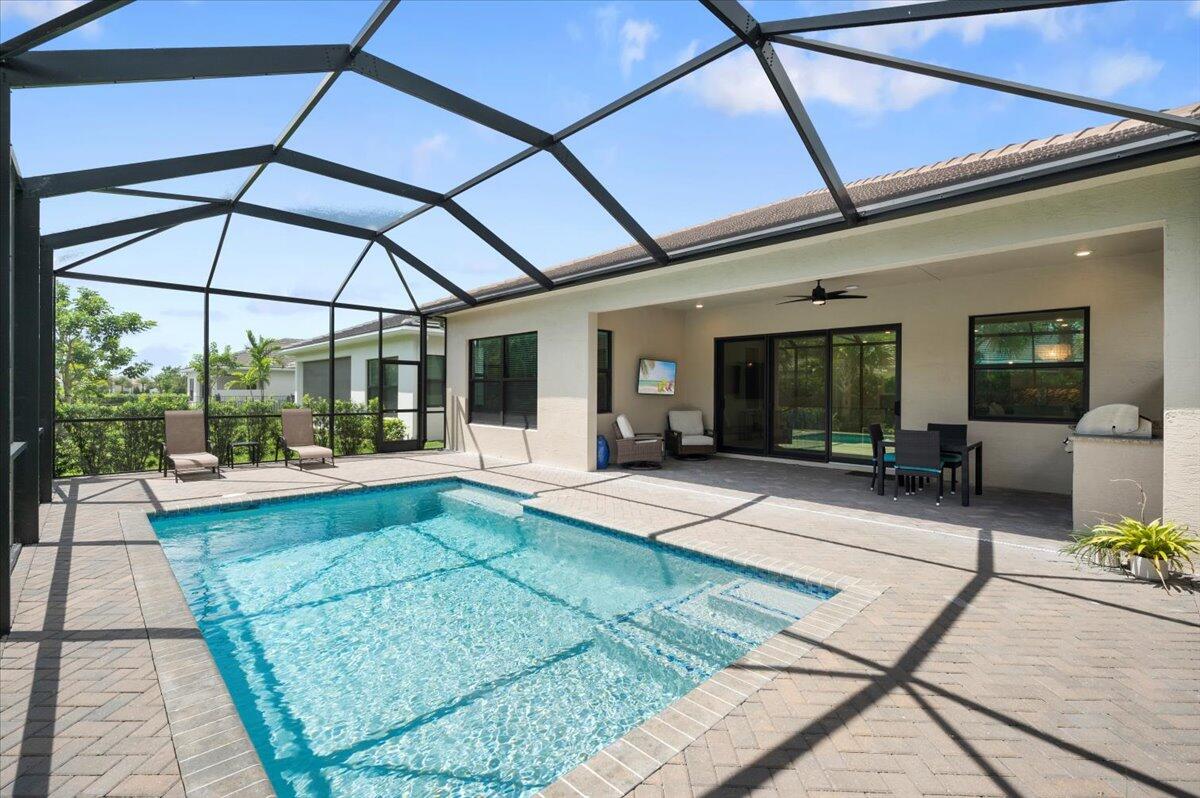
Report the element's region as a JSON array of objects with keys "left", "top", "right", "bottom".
[
  {"left": 366, "top": 359, "right": 401, "bottom": 410},
  {"left": 300, "top": 357, "right": 351, "bottom": 402},
  {"left": 470, "top": 332, "right": 537, "bottom": 428},
  {"left": 425, "top": 354, "right": 446, "bottom": 409},
  {"left": 597, "top": 329, "right": 613, "bottom": 414},
  {"left": 970, "top": 308, "right": 1088, "bottom": 422}
]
